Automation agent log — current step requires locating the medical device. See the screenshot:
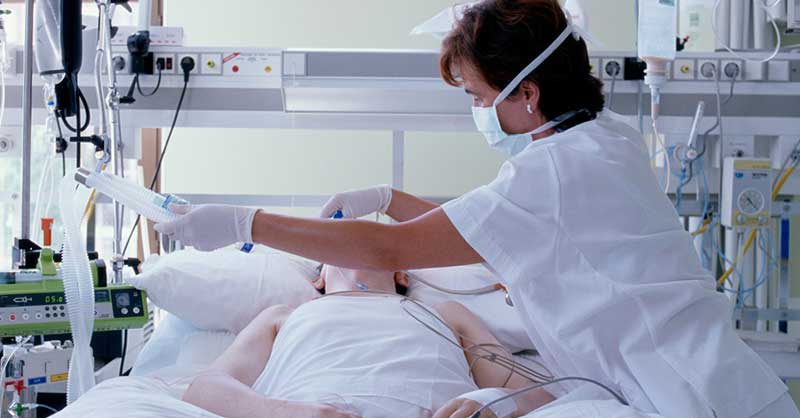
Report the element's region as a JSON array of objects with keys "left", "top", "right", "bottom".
[
  {"left": 1, "top": 340, "right": 69, "bottom": 417},
  {"left": 74, "top": 168, "right": 188, "bottom": 224},
  {"left": 0, "top": 272, "right": 148, "bottom": 338},
  {"left": 638, "top": 0, "right": 678, "bottom": 194},
  {"left": 721, "top": 158, "right": 773, "bottom": 230}
]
